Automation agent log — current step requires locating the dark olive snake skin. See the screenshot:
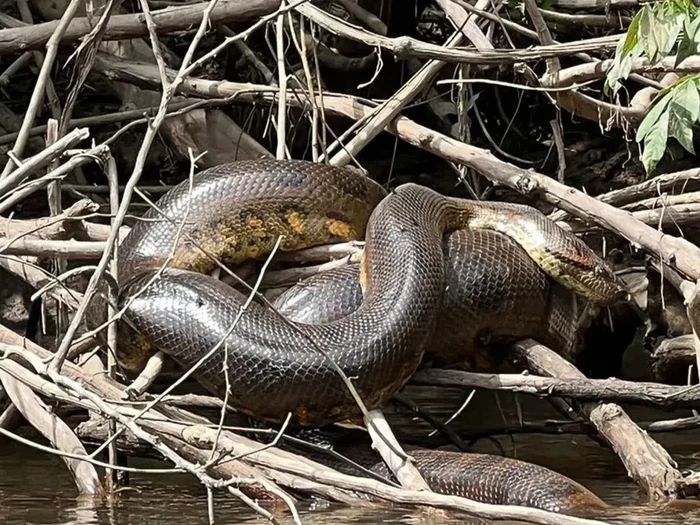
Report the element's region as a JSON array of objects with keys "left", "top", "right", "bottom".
[
  {"left": 117, "top": 159, "right": 625, "bottom": 514},
  {"left": 279, "top": 431, "right": 609, "bottom": 515},
  {"left": 274, "top": 229, "right": 581, "bottom": 370},
  {"left": 376, "top": 450, "right": 609, "bottom": 514}
]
